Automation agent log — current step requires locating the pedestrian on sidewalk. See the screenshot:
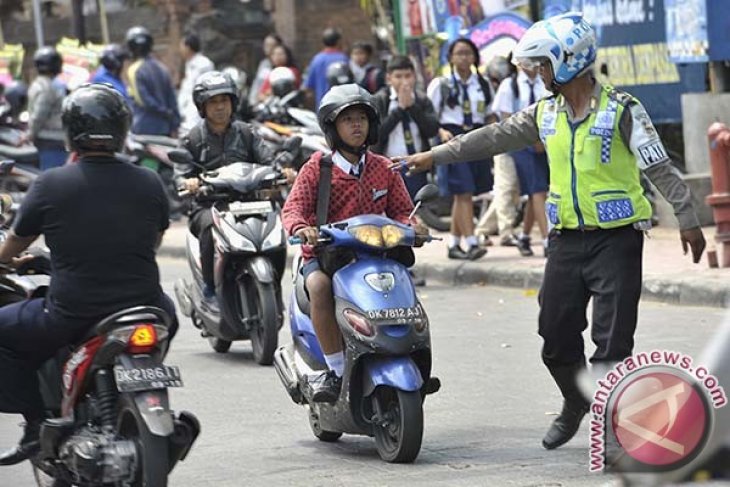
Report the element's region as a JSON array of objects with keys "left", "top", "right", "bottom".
[
  {"left": 302, "top": 28, "right": 349, "bottom": 109},
  {"left": 427, "top": 38, "right": 496, "bottom": 261},
  {"left": 394, "top": 12, "right": 706, "bottom": 451},
  {"left": 491, "top": 63, "right": 551, "bottom": 257},
  {"left": 475, "top": 55, "right": 518, "bottom": 247},
  {"left": 178, "top": 33, "right": 215, "bottom": 136}
]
